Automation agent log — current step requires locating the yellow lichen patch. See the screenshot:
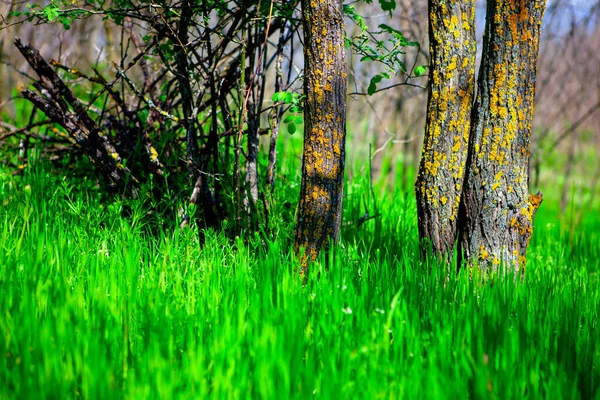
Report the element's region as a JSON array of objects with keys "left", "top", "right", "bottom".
[
  {"left": 446, "top": 56, "right": 457, "bottom": 73},
  {"left": 450, "top": 15, "right": 459, "bottom": 29},
  {"left": 149, "top": 147, "right": 159, "bottom": 163},
  {"left": 451, "top": 139, "right": 461, "bottom": 154},
  {"left": 333, "top": 143, "right": 340, "bottom": 155},
  {"left": 498, "top": 106, "right": 508, "bottom": 119},
  {"left": 314, "top": 80, "right": 324, "bottom": 103},
  {"left": 479, "top": 246, "right": 490, "bottom": 261}
]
